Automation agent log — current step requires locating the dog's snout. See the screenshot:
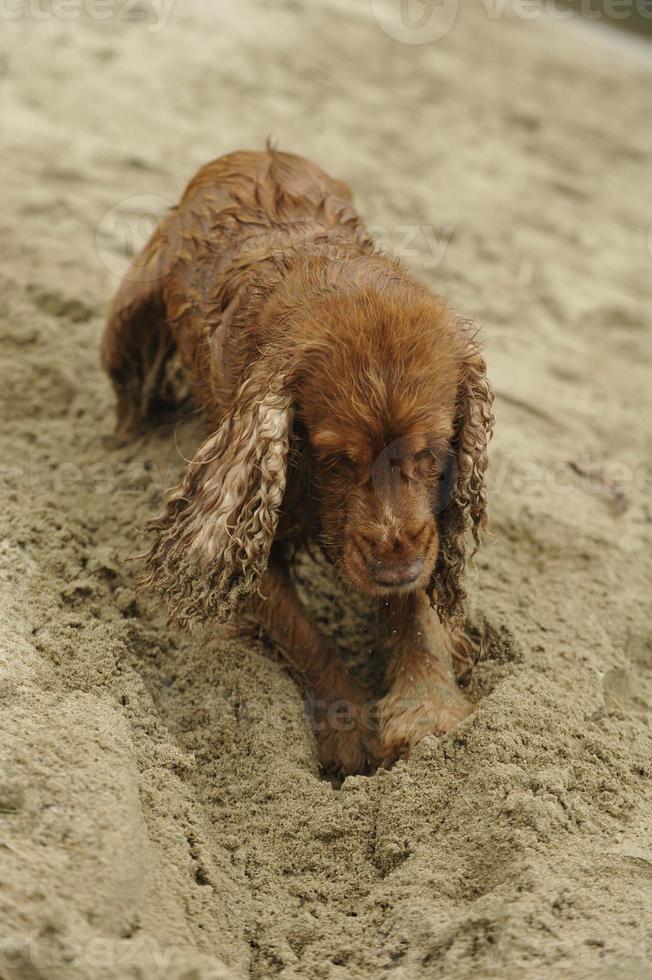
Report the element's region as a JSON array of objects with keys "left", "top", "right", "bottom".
[
  {"left": 369, "top": 555, "right": 425, "bottom": 588},
  {"left": 352, "top": 522, "right": 433, "bottom": 591}
]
